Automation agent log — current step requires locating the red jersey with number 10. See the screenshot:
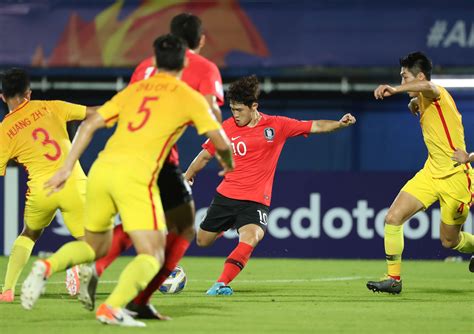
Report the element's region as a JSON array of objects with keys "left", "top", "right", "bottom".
[
  {"left": 130, "top": 50, "right": 224, "bottom": 166},
  {"left": 203, "top": 113, "right": 312, "bottom": 206}
]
